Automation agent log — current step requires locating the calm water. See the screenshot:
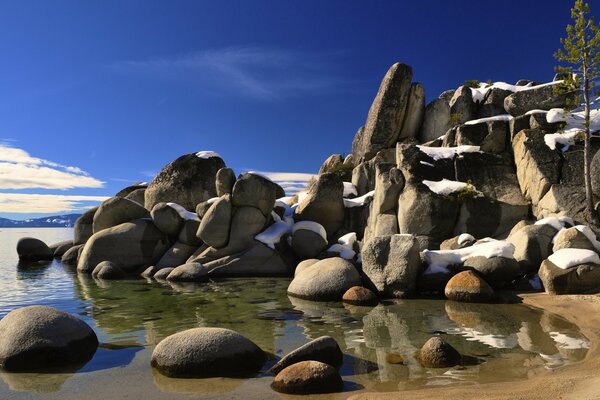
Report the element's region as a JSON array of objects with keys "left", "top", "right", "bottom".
[{"left": 0, "top": 228, "right": 590, "bottom": 399}]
